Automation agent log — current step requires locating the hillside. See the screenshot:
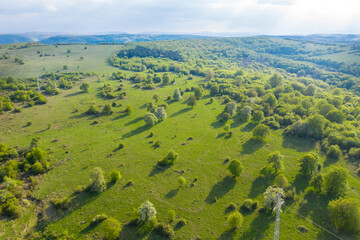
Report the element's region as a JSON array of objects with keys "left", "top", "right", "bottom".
[{"left": 1, "top": 37, "right": 360, "bottom": 239}]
